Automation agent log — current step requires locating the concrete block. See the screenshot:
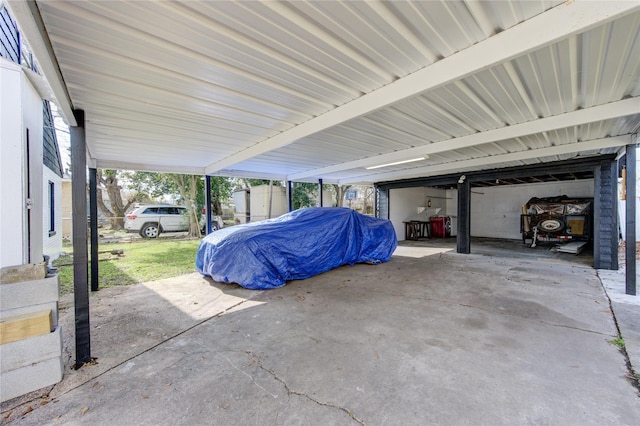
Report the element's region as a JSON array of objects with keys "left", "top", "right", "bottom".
[
  {"left": 1, "top": 326, "right": 62, "bottom": 372},
  {"left": 0, "top": 355, "right": 63, "bottom": 403},
  {"left": 0, "top": 275, "right": 59, "bottom": 311}
]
